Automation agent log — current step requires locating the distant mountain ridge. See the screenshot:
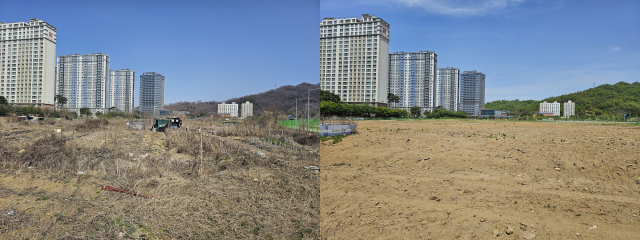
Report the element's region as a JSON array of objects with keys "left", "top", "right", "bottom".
[
  {"left": 485, "top": 81, "right": 640, "bottom": 117},
  {"left": 165, "top": 82, "right": 320, "bottom": 116}
]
